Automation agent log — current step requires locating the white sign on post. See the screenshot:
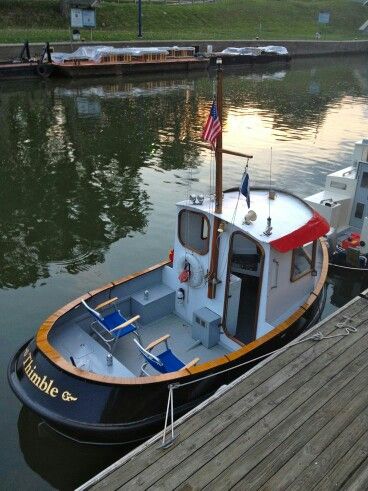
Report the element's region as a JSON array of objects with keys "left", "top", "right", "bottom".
[
  {"left": 71, "top": 8, "right": 83, "bottom": 28},
  {"left": 70, "top": 8, "right": 96, "bottom": 28},
  {"left": 82, "top": 10, "right": 96, "bottom": 28},
  {"left": 318, "top": 11, "right": 331, "bottom": 24}
]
